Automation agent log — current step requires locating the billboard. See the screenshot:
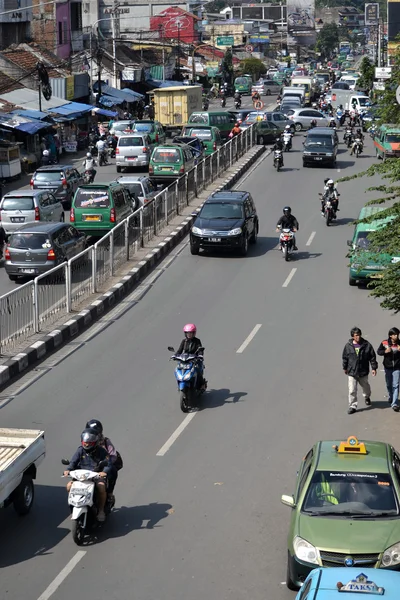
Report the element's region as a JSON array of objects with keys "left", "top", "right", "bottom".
[
  {"left": 287, "top": 0, "right": 315, "bottom": 45},
  {"left": 365, "top": 3, "right": 379, "bottom": 25},
  {"left": 388, "top": 0, "right": 400, "bottom": 43}
]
